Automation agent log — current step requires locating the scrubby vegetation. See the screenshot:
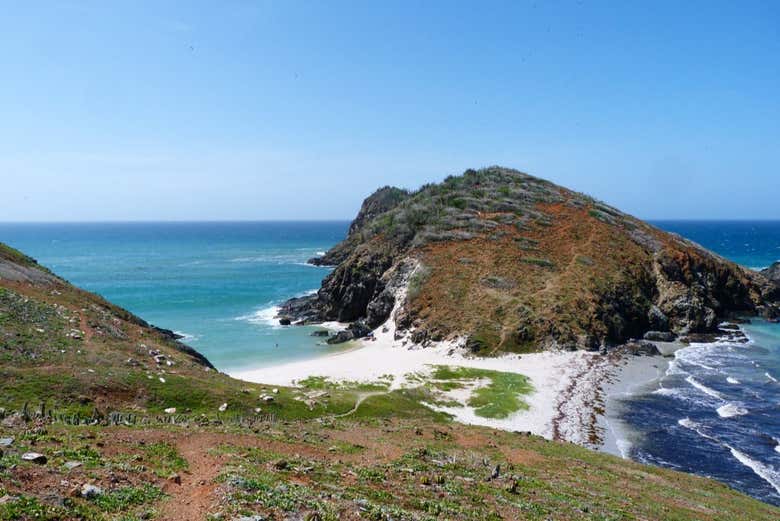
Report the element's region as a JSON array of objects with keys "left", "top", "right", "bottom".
[
  {"left": 429, "top": 365, "right": 533, "bottom": 419},
  {"left": 2, "top": 195, "right": 779, "bottom": 518},
  {"left": 5, "top": 415, "right": 775, "bottom": 520},
  {"left": 308, "top": 166, "right": 775, "bottom": 354}
]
